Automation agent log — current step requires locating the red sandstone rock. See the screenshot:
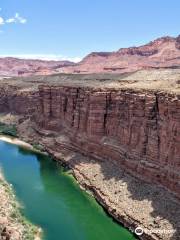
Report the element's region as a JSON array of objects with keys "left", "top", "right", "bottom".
[
  {"left": 32, "top": 86, "right": 180, "bottom": 198},
  {"left": 1, "top": 35, "right": 180, "bottom": 76},
  {"left": 61, "top": 35, "right": 180, "bottom": 73},
  {"left": 0, "top": 57, "right": 74, "bottom": 77},
  {"left": 0, "top": 72, "right": 179, "bottom": 199}
]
